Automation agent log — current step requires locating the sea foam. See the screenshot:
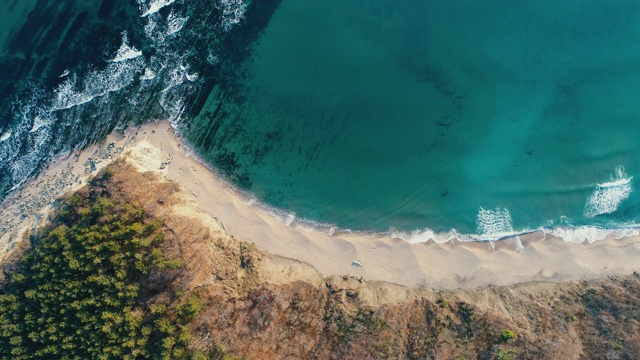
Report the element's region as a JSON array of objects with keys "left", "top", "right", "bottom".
[
  {"left": 218, "top": 0, "right": 248, "bottom": 31},
  {"left": 390, "top": 228, "right": 462, "bottom": 244},
  {"left": 584, "top": 166, "right": 632, "bottom": 218},
  {"left": 476, "top": 207, "right": 513, "bottom": 236},
  {"left": 140, "top": 0, "right": 176, "bottom": 18},
  {"left": 545, "top": 226, "right": 638, "bottom": 244},
  {"left": 166, "top": 11, "right": 187, "bottom": 35},
  {"left": 109, "top": 33, "right": 143, "bottom": 62}
]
